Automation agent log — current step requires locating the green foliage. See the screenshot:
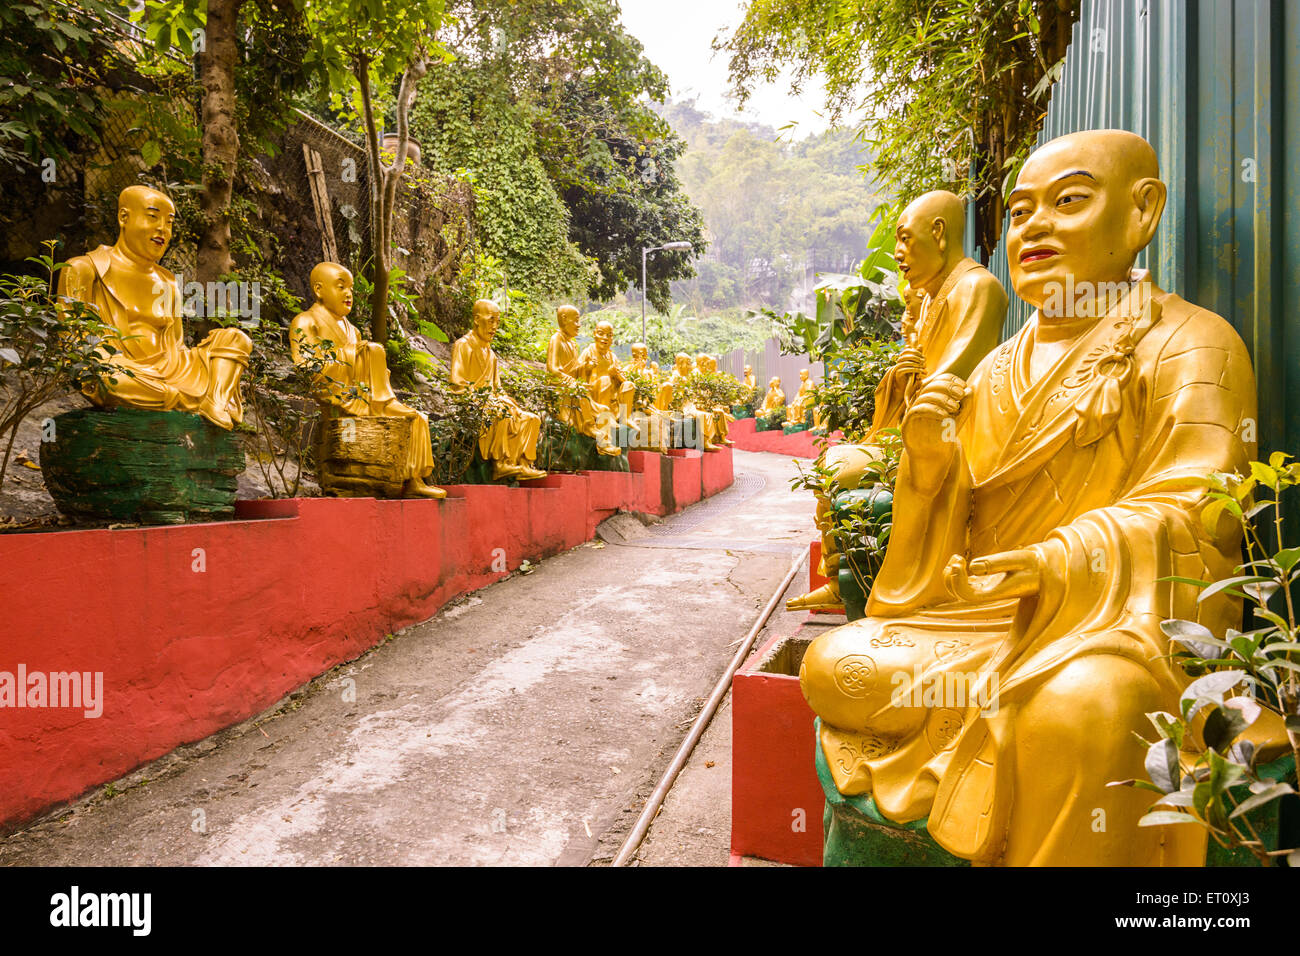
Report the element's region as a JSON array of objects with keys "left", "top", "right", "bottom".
[
  {"left": 425, "top": 385, "right": 500, "bottom": 485},
  {"left": 0, "top": 1, "right": 141, "bottom": 167},
  {"left": 411, "top": 65, "right": 594, "bottom": 302},
  {"left": 241, "top": 320, "right": 348, "bottom": 499},
  {"left": 681, "top": 370, "right": 743, "bottom": 413},
  {"left": 1117, "top": 457, "right": 1300, "bottom": 866},
  {"left": 661, "top": 99, "right": 889, "bottom": 312},
  {"left": 584, "top": 305, "right": 774, "bottom": 364},
  {"left": 717, "top": 0, "right": 1080, "bottom": 255},
  {"left": 761, "top": 211, "right": 904, "bottom": 361},
  {"left": 0, "top": 246, "right": 131, "bottom": 484},
  {"left": 811, "top": 337, "right": 903, "bottom": 443}
]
